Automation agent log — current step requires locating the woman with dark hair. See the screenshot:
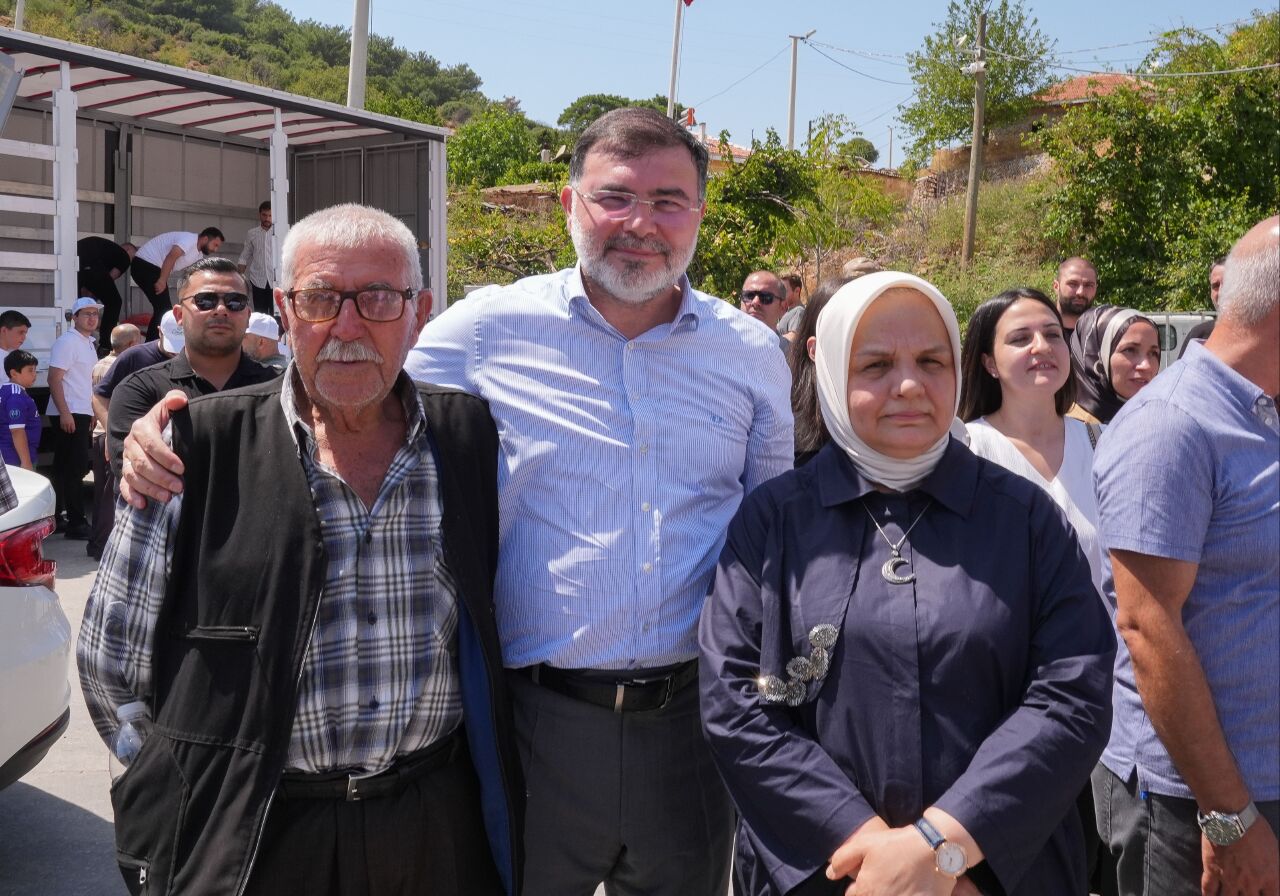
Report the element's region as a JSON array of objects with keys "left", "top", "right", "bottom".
[
  {"left": 789, "top": 276, "right": 853, "bottom": 465},
  {"left": 958, "top": 287, "right": 1102, "bottom": 594},
  {"left": 700, "top": 272, "right": 1113, "bottom": 896},
  {"left": 1066, "top": 305, "right": 1161, "bottom": 425}
]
